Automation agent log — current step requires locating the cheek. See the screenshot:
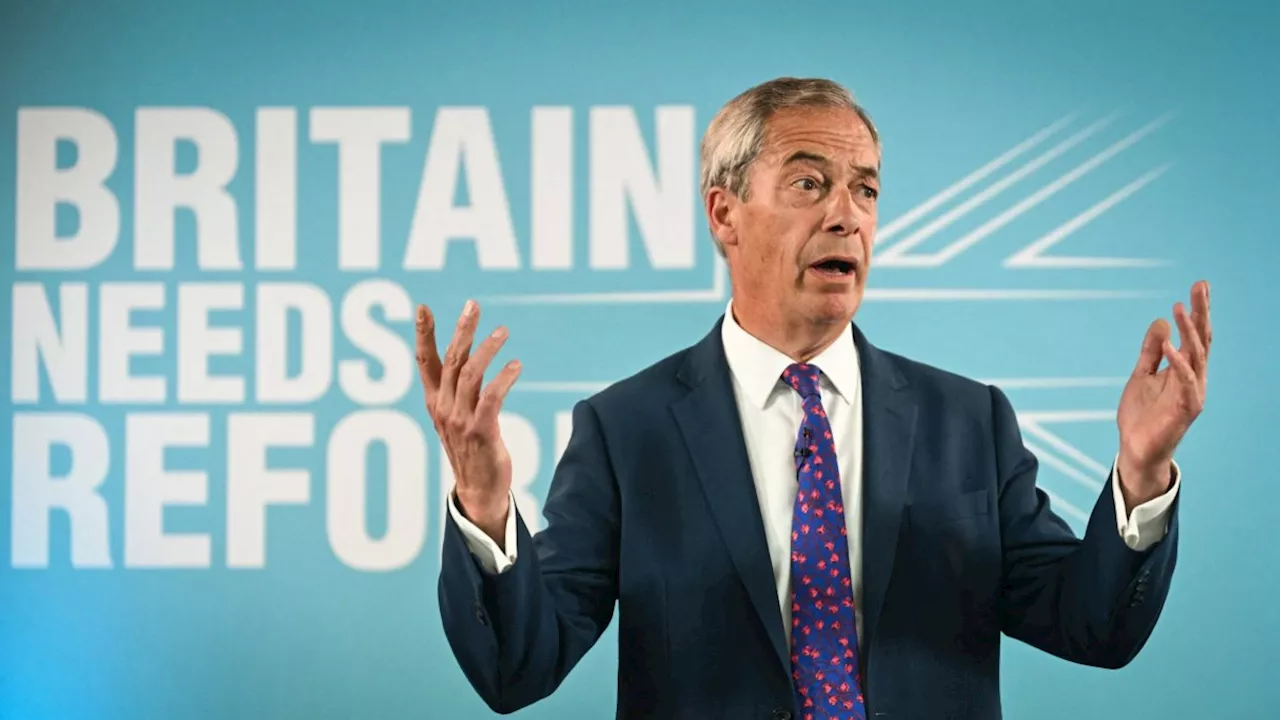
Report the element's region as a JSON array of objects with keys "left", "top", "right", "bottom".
[
  {"left": 740, "top": 210, "right": 808, "bottom": 271},
  {"left": 759, "top": 231, "right": 799, "bottom": 269},
  {"left": 743, "top": 217, "right": 786, "bottom": 261},
  {"left": 861, "top": 209, "right": 878, "bottom": 260}
]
